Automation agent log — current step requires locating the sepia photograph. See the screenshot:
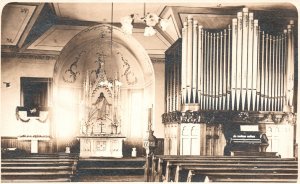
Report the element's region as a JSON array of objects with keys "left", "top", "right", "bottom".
[{"left": 1, "top": 0, "right": 299, "bottom": 182}]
